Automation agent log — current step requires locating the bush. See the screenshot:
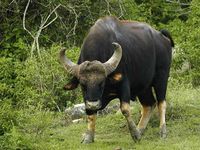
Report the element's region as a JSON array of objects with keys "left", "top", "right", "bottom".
[
  {"left": 0, "top": 100, "right": 19, "bottom": 136},
  {"left": 0, "top": 57, "right": 16, "bottom": 101},
  {"left": 14, "top": 45, "right": 82, "bottom": 111},
  {"left": 158, "top": 0, "right": 200, "bottom": 86},
  {"left": 0, "top": 45, "right": 82, "bottom": 148},
  {"left": 0, "top": 106, "right": 64, "bottom": 150}
]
